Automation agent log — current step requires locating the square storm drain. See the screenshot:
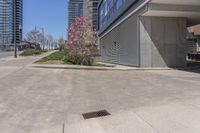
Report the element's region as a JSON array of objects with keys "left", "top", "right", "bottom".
[{"left": 82, "top": 110, "right": 111, "bottom": 119}]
